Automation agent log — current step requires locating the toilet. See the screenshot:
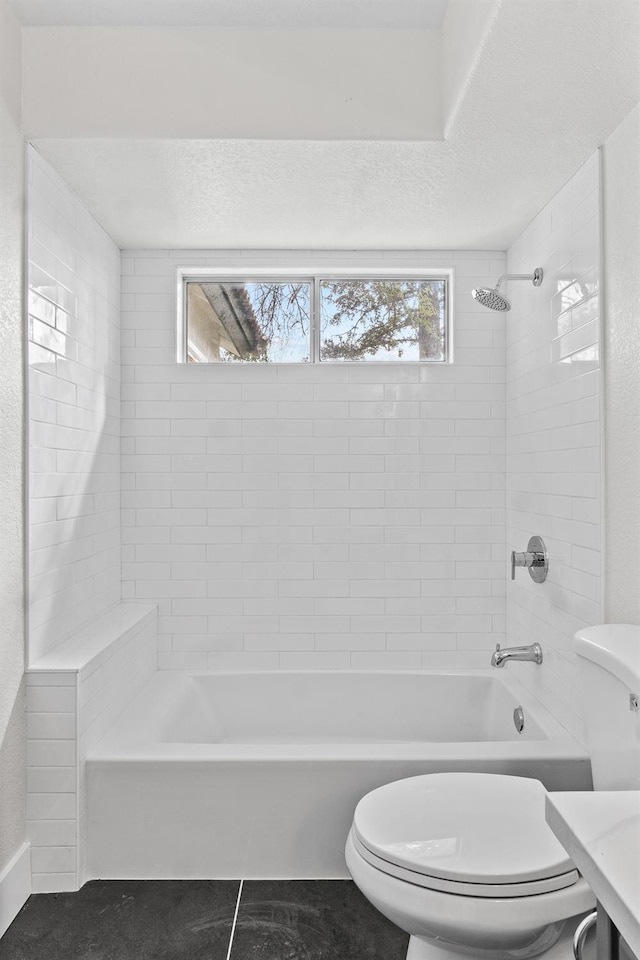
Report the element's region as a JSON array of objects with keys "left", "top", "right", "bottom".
[{"left": 346, "top": 624, "right": 640, "bottom": 960}]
